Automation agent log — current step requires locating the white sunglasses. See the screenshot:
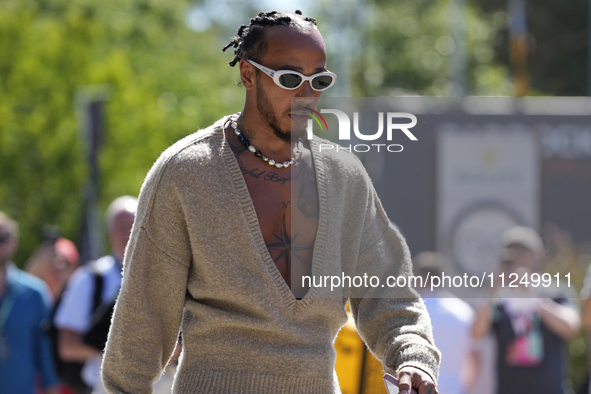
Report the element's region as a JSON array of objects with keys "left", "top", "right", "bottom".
[{"left": 247, "top": 60, "right": 337, "bottom": 91}]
